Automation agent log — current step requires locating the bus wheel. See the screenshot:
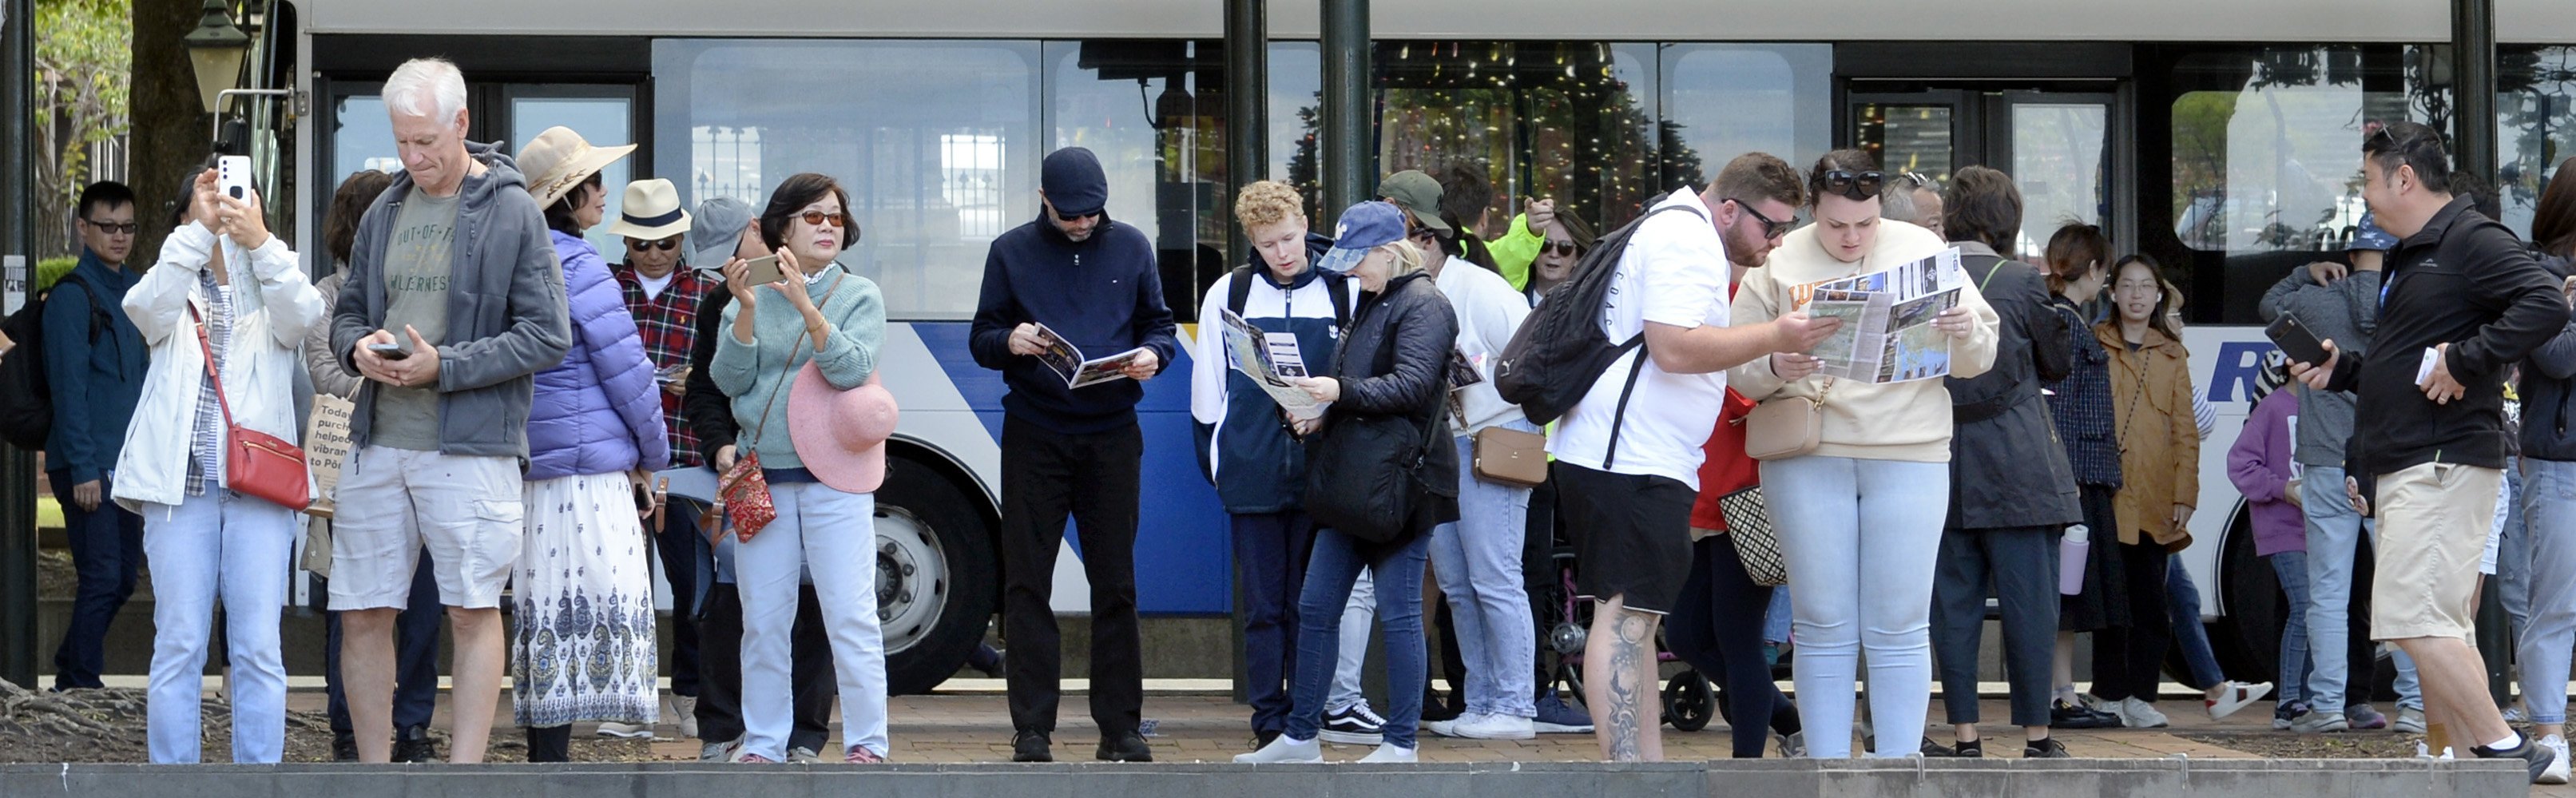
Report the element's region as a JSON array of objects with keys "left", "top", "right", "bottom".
[
  {"left": 2213, "top": 504, "right": 2285, "bottom": 683},
  {"left": 877, "top": 455, "right": 998, "bottom": 696}
]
